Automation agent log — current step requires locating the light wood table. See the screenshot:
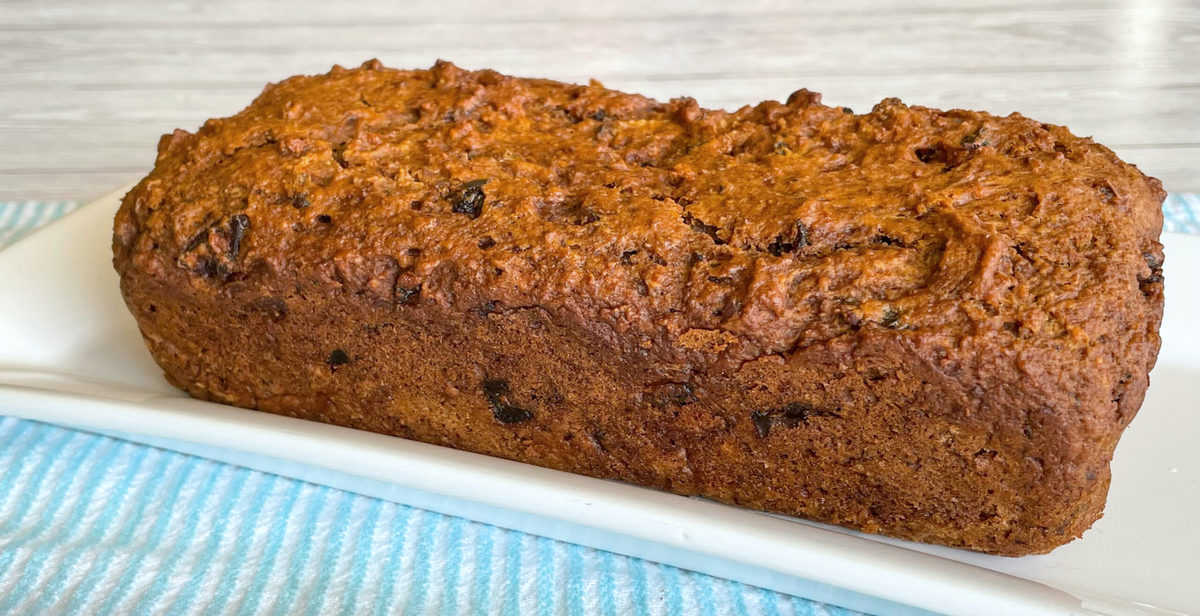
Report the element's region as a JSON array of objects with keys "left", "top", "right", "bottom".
[{"left": 3, "top": 0, "right": 1197, "bottom": 201}]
